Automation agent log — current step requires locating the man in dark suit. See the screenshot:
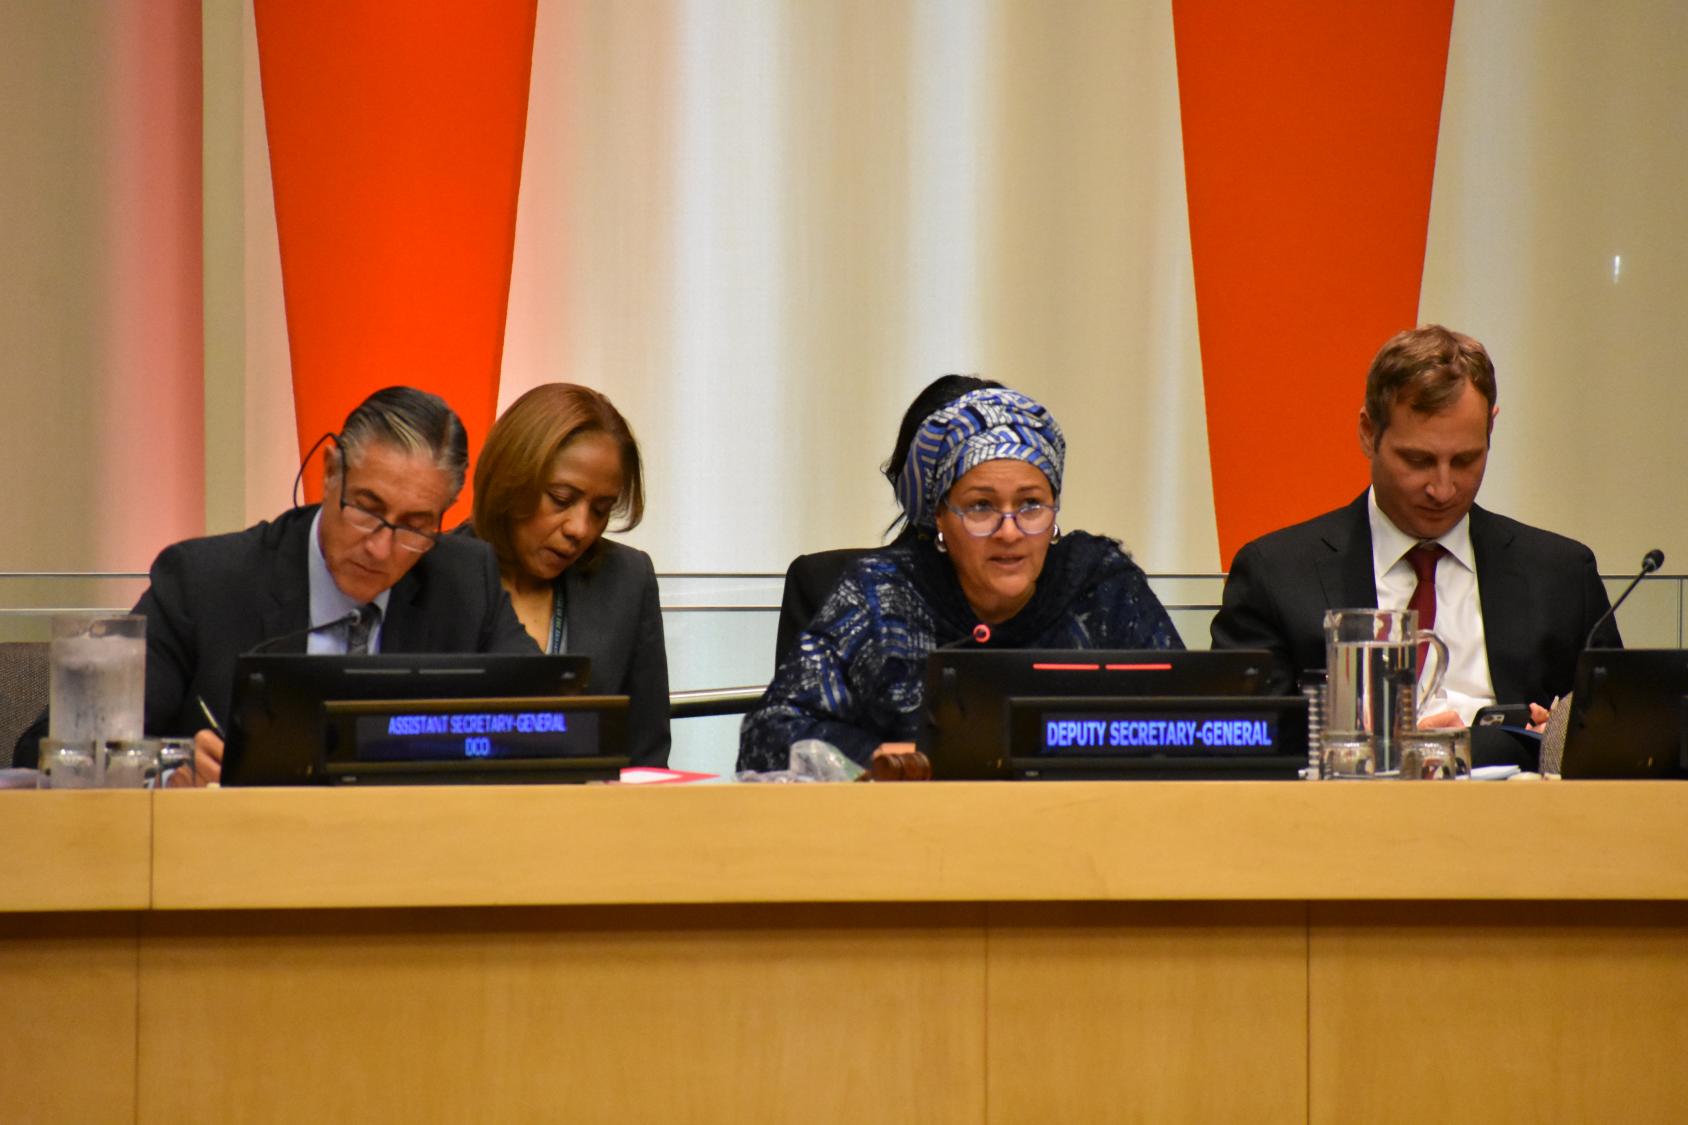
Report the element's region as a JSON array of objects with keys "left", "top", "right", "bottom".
[
  {"left": 1211, "top": 325, "right": 1616, "bottom": 726},
  {"left": 16, "top": 387, "right": 536, "bottom": 778}
]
